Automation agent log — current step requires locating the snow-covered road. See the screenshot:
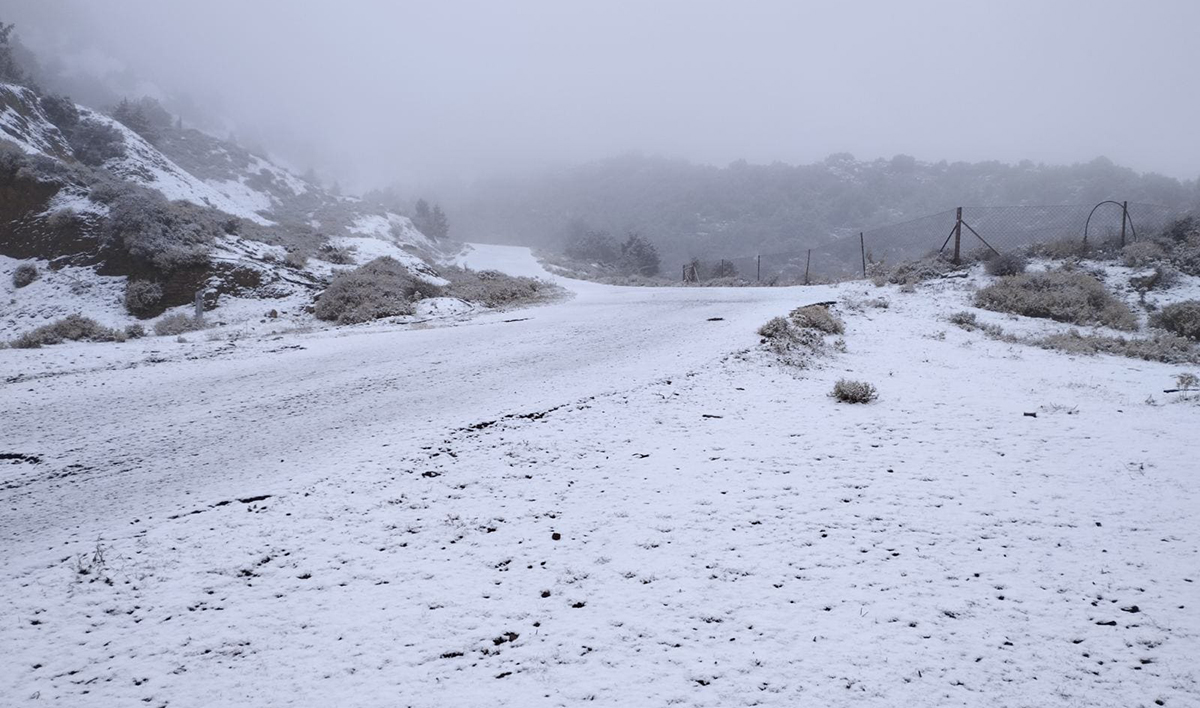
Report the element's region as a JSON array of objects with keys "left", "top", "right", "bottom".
[
  {"left": 1, "top": 245, "right": 821, "bottom": 547},
  {"left": 2, "top": 245, "right": 1197, "bottom": 707}
]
